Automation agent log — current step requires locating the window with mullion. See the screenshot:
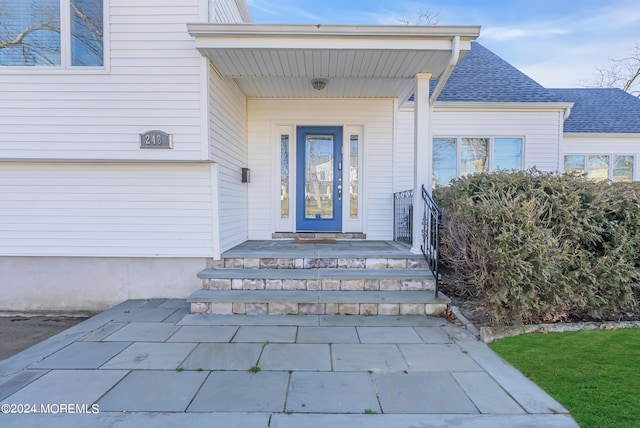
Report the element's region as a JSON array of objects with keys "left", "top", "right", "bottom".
[
  {"left": 432, "top": 136, "right": 523, "bottom": 188},
  {"left": 564, "top": 154, "right": 635, "bottom": 183},
  {"left": 0, "top": 0, "right": 103, "bottom": 67}
]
